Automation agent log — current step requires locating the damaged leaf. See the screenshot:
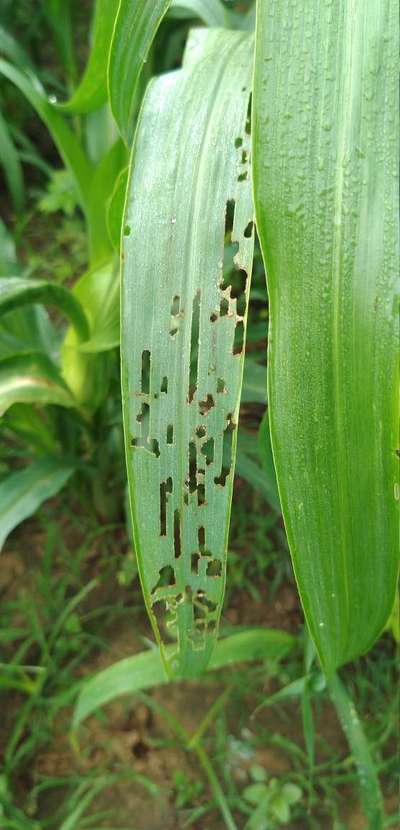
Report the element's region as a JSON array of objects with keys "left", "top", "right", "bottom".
[{"left": 122, "top": 29, "right": 255, "bottom": 677}]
